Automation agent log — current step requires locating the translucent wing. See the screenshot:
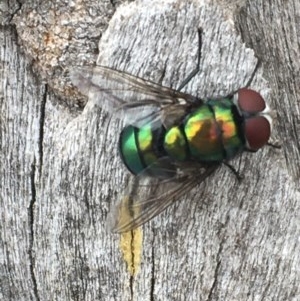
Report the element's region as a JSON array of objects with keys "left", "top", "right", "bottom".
[
  {"left": 71, "top": 66, "right": 203, "bottom": 128},
  {"left": 107, "top": 163, "right": 219, "bottom": 233}
]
